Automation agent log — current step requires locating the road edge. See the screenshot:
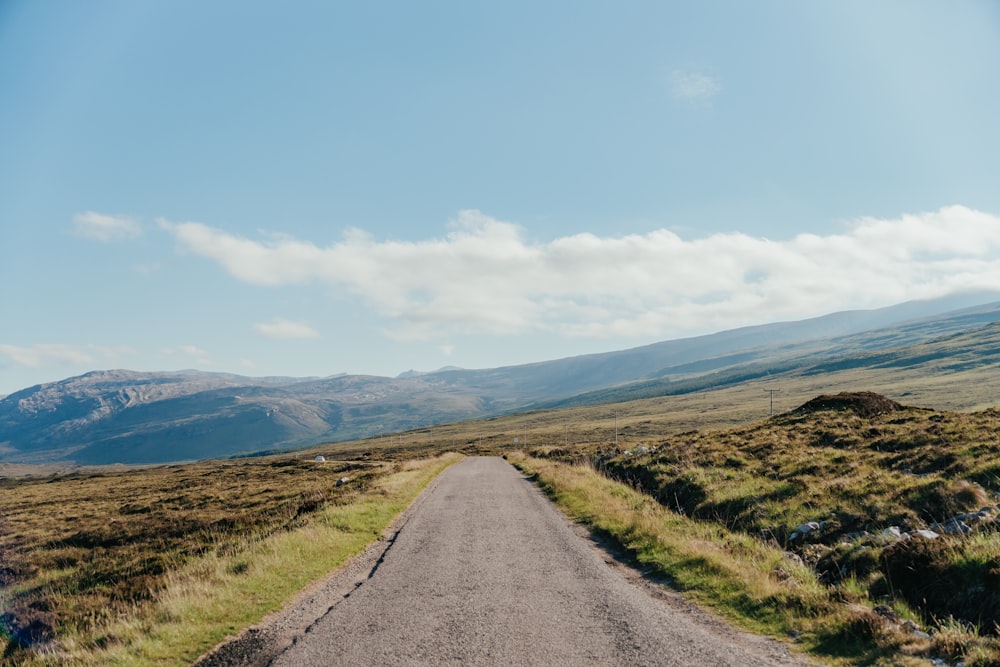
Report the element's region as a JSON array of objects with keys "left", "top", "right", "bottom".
[{"left": 192, "top": 457, "right": 458, "bottom": 667}]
